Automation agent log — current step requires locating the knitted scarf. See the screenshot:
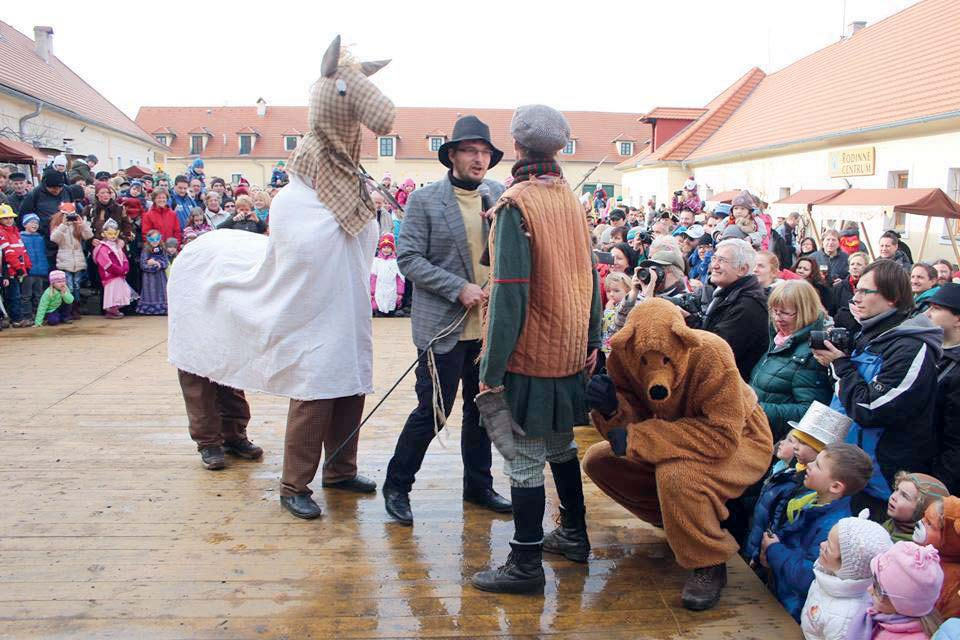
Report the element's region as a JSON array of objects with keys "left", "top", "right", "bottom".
[{"left": 511, "top": 159, "right": 563, "bottom": 183}]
